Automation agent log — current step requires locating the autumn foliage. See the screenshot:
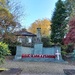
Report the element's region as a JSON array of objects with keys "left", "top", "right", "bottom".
[
  {"left": 28, "top": 19, "right": 51, "bottom": 36},
  {"left": 64, "top": 17, "right": 75, "bottom": 45}
]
